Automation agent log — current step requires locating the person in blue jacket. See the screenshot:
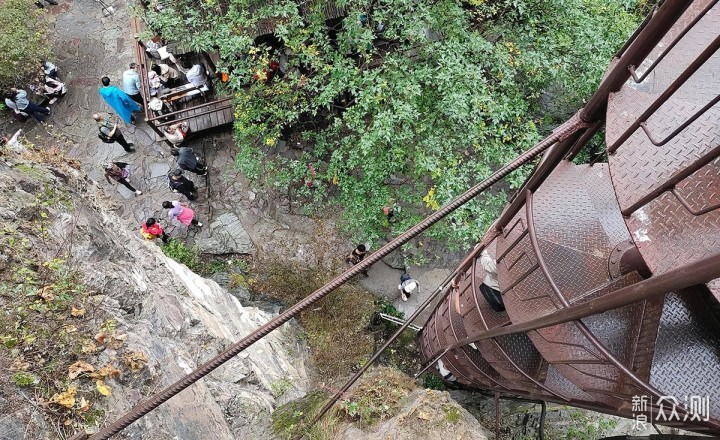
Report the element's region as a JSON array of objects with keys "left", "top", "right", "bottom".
[{"left": 98, "top": 76, "right": 140, "bottom": 124}]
